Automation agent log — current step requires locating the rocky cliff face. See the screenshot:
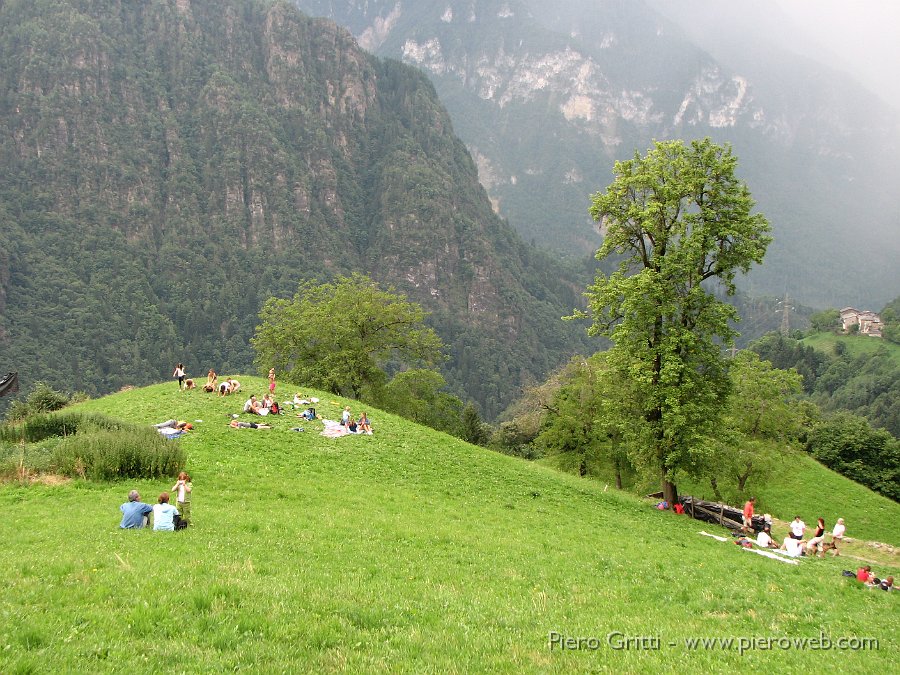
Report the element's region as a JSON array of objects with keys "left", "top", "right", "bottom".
[
  {"left": 0, "top": 0, "right": 591, "bottom": 418},
  {"left": 292, "top": 0, "right": 900, "bottom": 308}
]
